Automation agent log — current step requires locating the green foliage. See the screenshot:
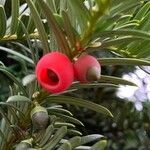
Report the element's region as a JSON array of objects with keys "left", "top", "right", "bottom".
[
  {"left": 0, "top": 0, "right": 150, "bottom": 149},
  {"left": 0, "top": 5, "right": 6, "bottom": 38}
]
